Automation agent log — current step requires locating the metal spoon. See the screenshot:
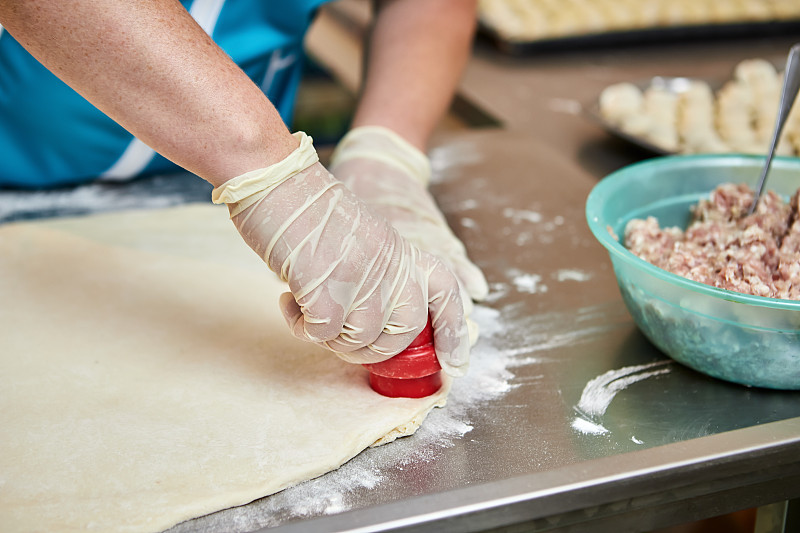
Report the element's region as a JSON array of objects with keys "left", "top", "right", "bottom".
[{"left": 748, "top": 44, "right": 800, "bottom": 215}]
